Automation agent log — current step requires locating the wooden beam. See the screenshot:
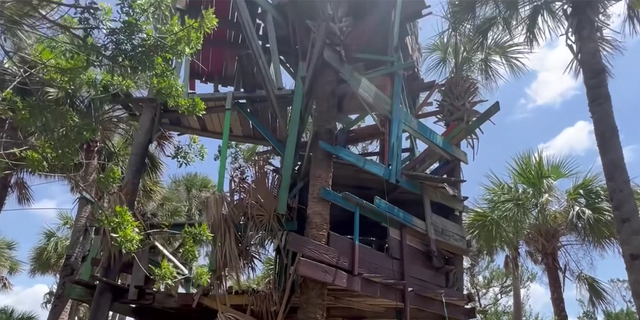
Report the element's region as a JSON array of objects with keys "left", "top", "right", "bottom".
[
  {"left": 297, "top": 258, "right": 468, "bottom": 319},
  {"left": 234, "top": 0, "right": 285, "bottom": 133},
  {"left": 123, "top": 90, "right": 294, "bottom": 104},
  {"left": 160, "top": 124, "right": 272, "bottom": 145}
]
